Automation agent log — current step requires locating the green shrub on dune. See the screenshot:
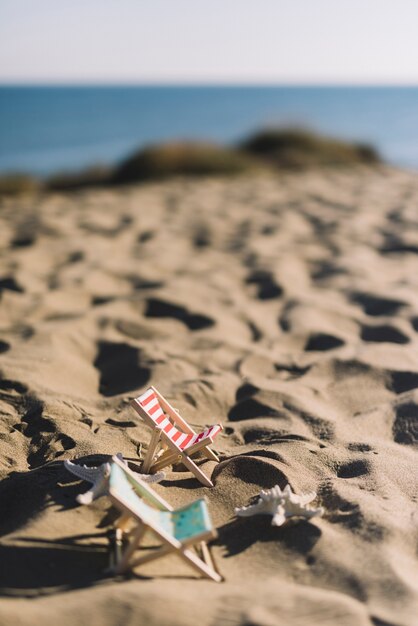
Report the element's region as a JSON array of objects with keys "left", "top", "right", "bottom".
[
  {"left": 47, "top": 165, "right": 112, "bottom": 191},
  {"left": 0, "top": 173, "right": 40, "bottom": 196},
  {"left": 112, "top": 141, "right": 259, "bottom": 184},
  {"left": 240, "top": 128, "right": 381, "bottom": 169},
  {"left": 0, "top": 130, "right": 382, "bottom": 195}
]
